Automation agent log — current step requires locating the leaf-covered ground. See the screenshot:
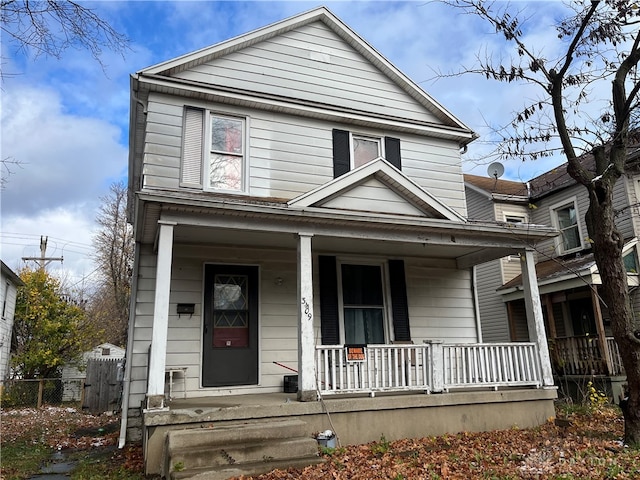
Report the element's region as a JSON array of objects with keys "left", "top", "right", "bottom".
[
  {"left": 2, "top": 404, "right": 639, "bottom": 479},
  {"left": 233, "top": 406, "right": 640, "bottom": 480},
  {"left": 0, "top": 406, "right": 148, "bottom": 480}
]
